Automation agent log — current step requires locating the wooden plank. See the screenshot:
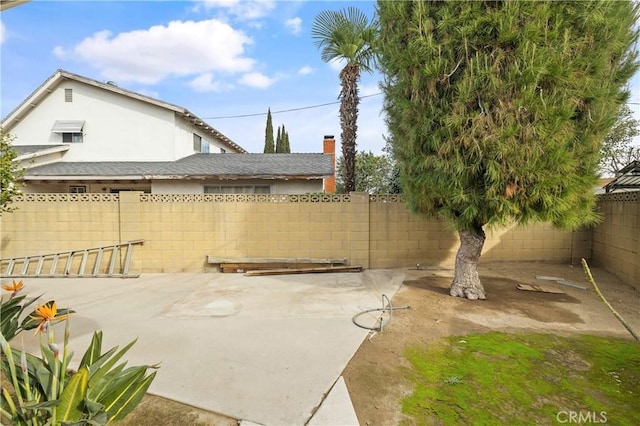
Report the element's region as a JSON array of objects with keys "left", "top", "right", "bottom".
[
  {"left": 208, "top": 256, "right": 347, "bottom": 265},
  {"left": 244, "top": 265, "right": 362, "bottom": 276},
  {"left": 221, "top": 262, "right": 341, "bottom": 273},
  {"left": 517, "top": 284, "right": 565, "bottom": 294}
]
